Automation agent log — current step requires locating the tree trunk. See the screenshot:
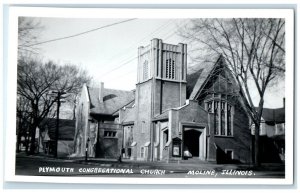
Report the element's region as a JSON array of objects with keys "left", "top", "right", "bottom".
[
  {"left": 254, "top": 123, "right": 261, "bottom": 166},
  {"left": 29, "top": 123, "right": 37, "bottom": 155},
  {"left": 16, "top": 127, "right": 22, "bottom": 153},
  {"left": 16, "top": 118, "right": 23, "bottom": 153}
]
